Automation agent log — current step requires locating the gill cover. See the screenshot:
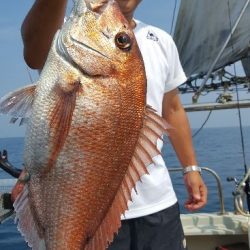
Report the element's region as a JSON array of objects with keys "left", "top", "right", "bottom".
[{"left": 57, "top": 0, "right": 134, "bottom": 76}]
